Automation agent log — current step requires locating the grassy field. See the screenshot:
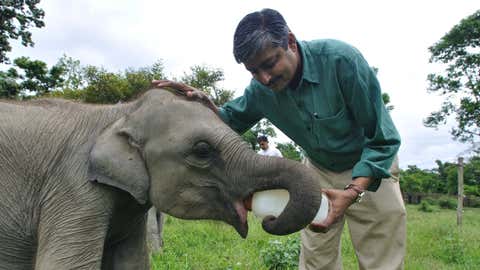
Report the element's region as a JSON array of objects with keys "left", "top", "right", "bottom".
[{"left": 151, "top": 205, "right": 480, "bottom": 269}]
